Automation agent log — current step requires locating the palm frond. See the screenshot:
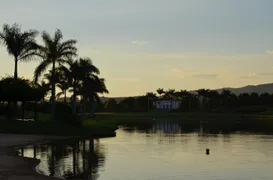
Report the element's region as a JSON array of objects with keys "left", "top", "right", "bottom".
[
  {"left": 41, "top": 31, "right": 53, "bottom": 50},
  {"left": 54, "top": 29, "right": 63, "bottom": 43},
  {"left": 58, "top": 39, "right": 77, "bottom": 52},
  {"left": 56, "top": 91, "right": 64, "bottom": 98},
  {"left": 34, "top": 60, "right": 51, "bottom": 83}
]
